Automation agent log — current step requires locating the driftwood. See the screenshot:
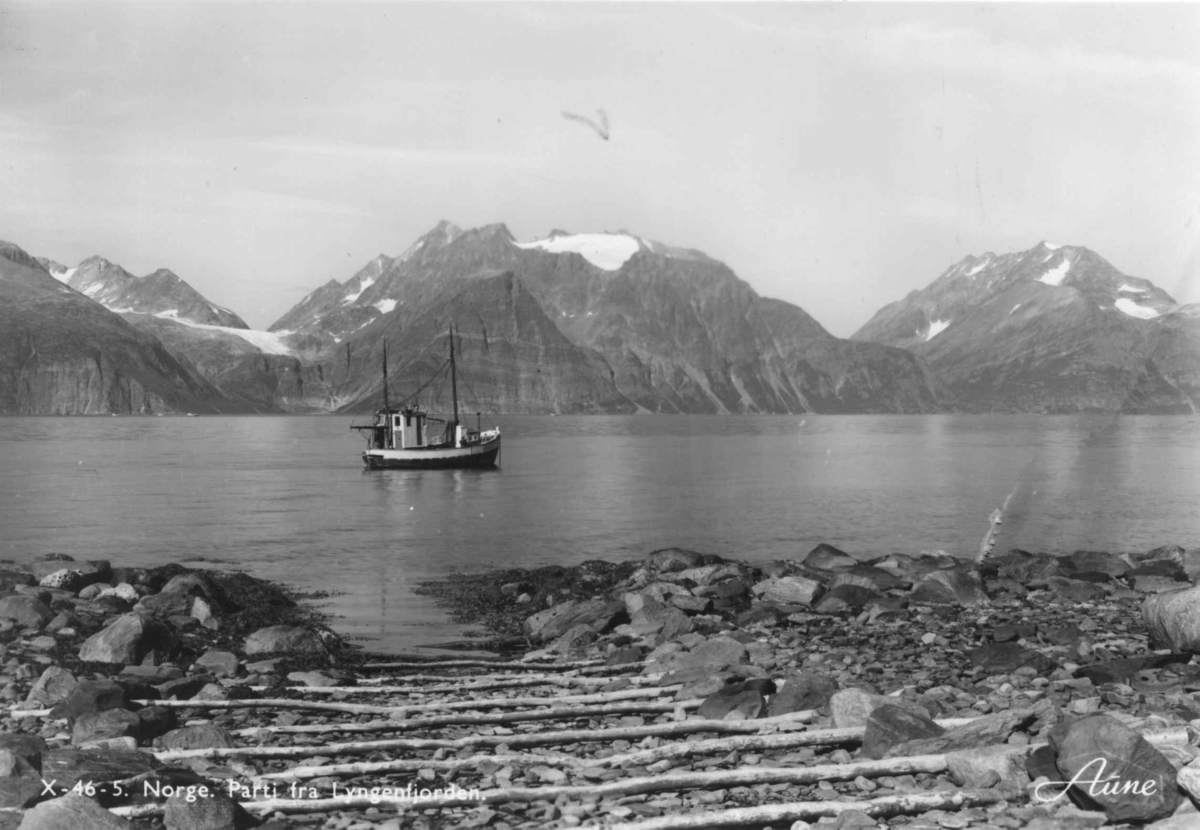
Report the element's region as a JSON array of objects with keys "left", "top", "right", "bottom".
[
  {"left": 609, "top": 790, "right": 1010, "bottom": 830},
  {"left": 165, "top": 711, "right": 819, "bottom": 761},
  {"left": 228, "top": 707, "right": 817, "bottom": 742},
  {"left": 131, "top": 686, "right": 679, "bottom": 717},
  {"left": 361, "top": 657, "right": 617, "bottom": 671},
  {"left": 253, "top": 740, "right": 970, "bottom": 784},
  {"left": 278, "top": 674, "right": 658, "bottom": 695}
]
